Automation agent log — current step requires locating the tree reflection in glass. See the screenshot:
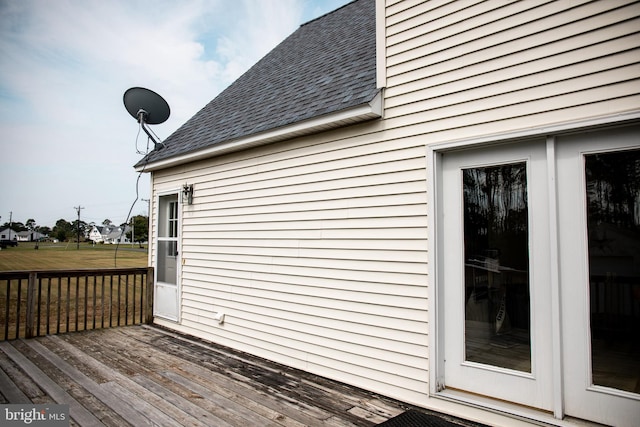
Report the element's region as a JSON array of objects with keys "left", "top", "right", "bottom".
[
  {"left": 585, "top": 149, "right": 640, "bottom": 393},
  {"left": 463, "top": 162, "right": 531, "bottom": 372}
]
